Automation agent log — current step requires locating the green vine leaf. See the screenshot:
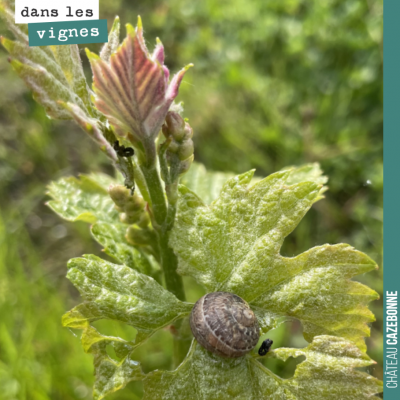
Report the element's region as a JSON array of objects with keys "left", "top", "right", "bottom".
[
  {"left": 180, "top": 162, "right": 235, "bottom": 204},
  {"left": 91, "top": 221, "right": 156, "bottom": 277},
  {"left": 251, "top": 243, "right": 377, "bottom": 350},
  {"left": 181, "top": 162, "right": 327, "bottom": 205},
  {"left": 143, "top": 336, "right": 382, "bottom": 400},
  {"left": 170, "top": 167, "right": 378, "bottom": 350},
  {"left": 62, "top": 255, "right": 193, "bottom": 345},
  {"left": 0, "top": 7, "right": 95, "bottom": 119},
  {"left": 47, "top": 174, "right": 158, "bottom": 276},
  {"left": 272, "top": 336, "right": 383, "bottom": 398},
  {"left": 283, "top": 163, "right": 328, "bottom": 187},
  {"left": 47, "top": 174, "right": 117, "bottom": 223},
  {"left": 83, "top": 326, "right": 144, "bottom": 400}
]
